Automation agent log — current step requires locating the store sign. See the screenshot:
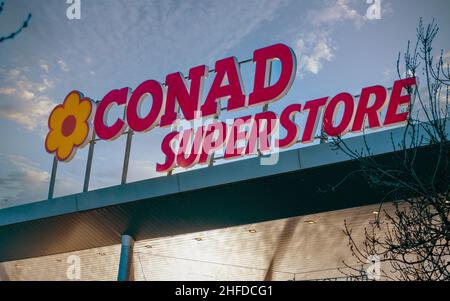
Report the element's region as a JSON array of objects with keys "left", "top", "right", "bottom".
[{"left": 45, "top": 43, "right": 416, "bottom": 172}]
